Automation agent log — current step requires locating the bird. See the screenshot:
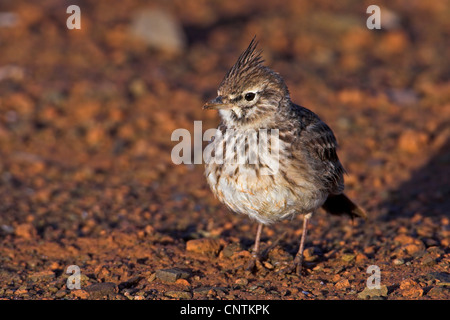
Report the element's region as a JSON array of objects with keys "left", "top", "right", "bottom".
[{"left": 203, "top": 37, "right": 366, "bottom": 275}]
